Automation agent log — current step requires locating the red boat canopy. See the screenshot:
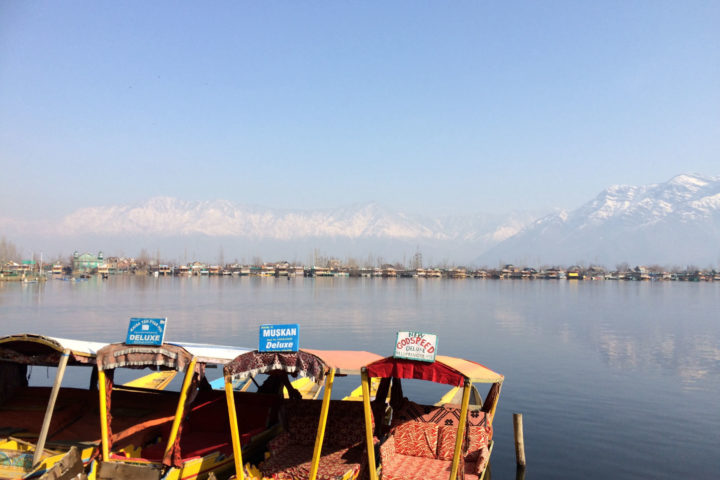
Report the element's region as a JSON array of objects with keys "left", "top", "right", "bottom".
[{"left": 365, "top": 355, "right": 504, "bottom": 387}]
